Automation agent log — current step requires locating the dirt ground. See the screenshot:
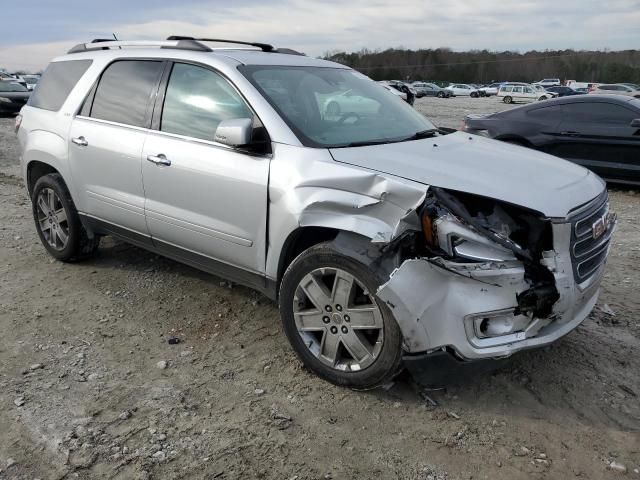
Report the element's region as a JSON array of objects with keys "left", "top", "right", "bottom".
[{"left": 1, "top": 97, "right": 639, "bottom": 480}]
